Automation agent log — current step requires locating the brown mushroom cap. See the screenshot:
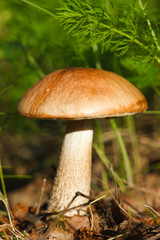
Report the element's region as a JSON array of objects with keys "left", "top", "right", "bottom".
[{"left": 17, "top": 67, "right": 148, "bottom": 119}]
